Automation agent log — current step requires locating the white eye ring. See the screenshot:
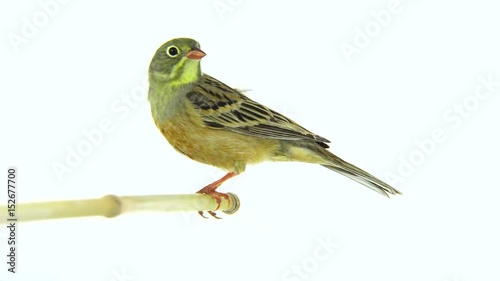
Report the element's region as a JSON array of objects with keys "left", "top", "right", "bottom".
[{"left": 166, "top": 45, "right": 180, "bottom": 57}]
